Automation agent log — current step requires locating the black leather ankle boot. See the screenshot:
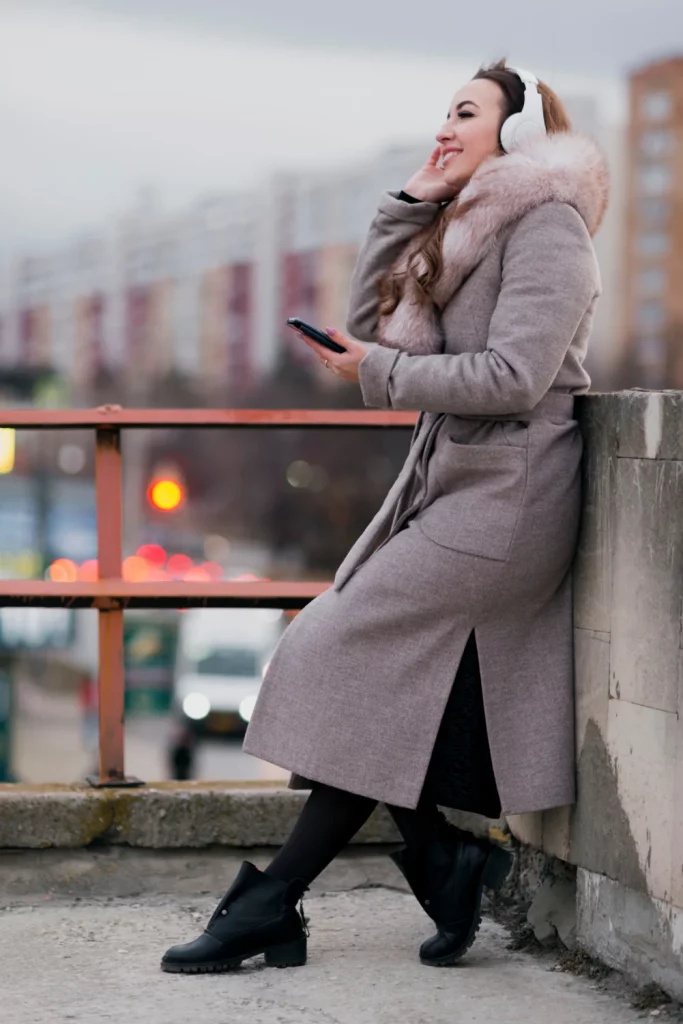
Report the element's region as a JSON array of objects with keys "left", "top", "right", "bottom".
[
  {"left": 161, "top": 861, "right": 309, "bottom": 973},
  {"left": 391, "top": 824, "right": 513, "bottom": 966}
]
